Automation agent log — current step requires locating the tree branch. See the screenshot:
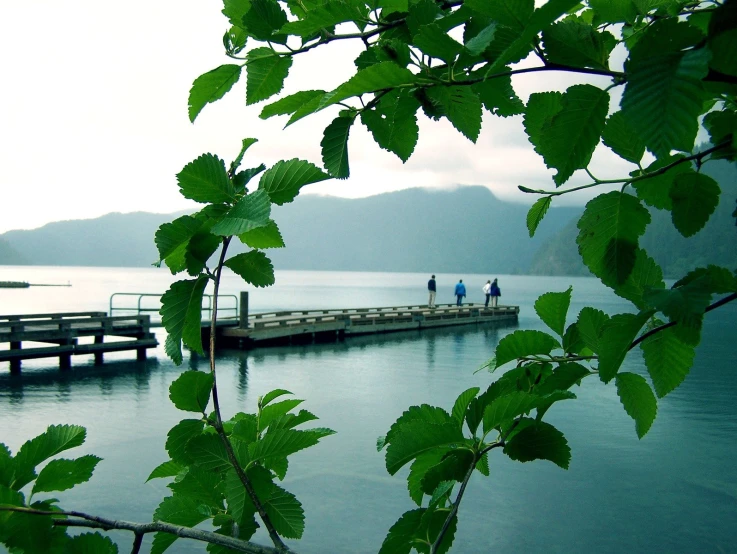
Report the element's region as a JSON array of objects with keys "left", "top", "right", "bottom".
[
  {"left": 629, "top": 292, "right": 737, "bottom": 350},
  {"left": 0, "top": 506, "right": 283, "bottom": 554},
  {"left": 207, "top": 238, "right": 291, "bottom": 552},
  {"left": 430, "top": 443, "right": 503, "bottom": 554}
]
